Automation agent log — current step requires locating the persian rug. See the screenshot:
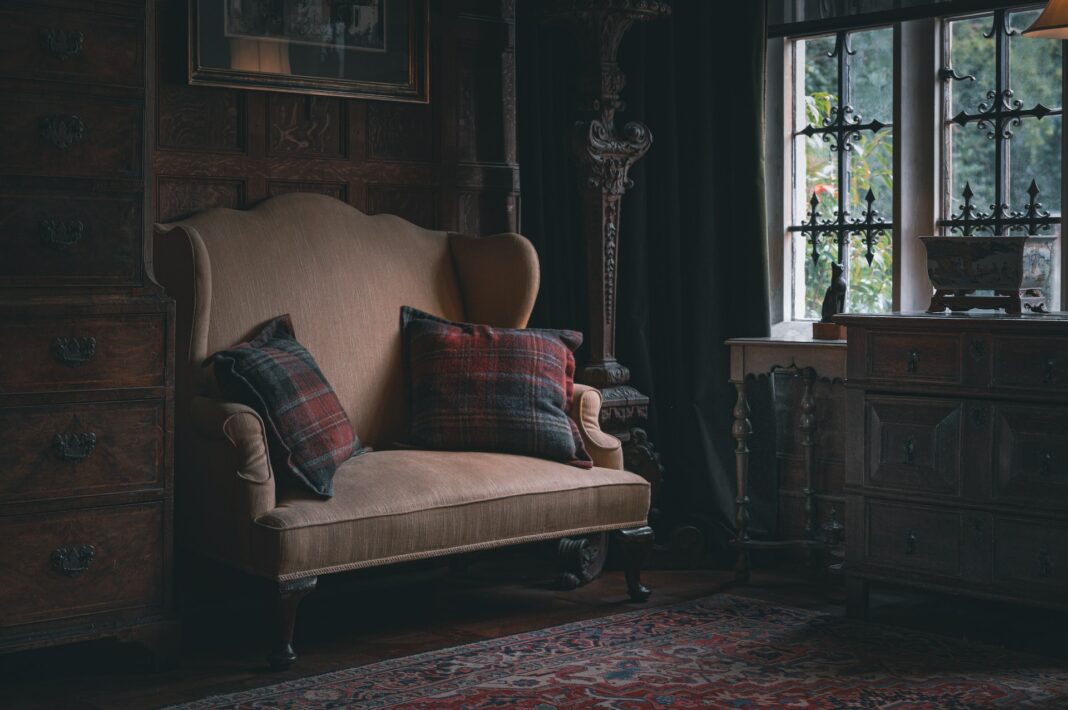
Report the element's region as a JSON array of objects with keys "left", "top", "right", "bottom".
[{"left": 164, "top": 594, "right": 1068, "bottom": 709}]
